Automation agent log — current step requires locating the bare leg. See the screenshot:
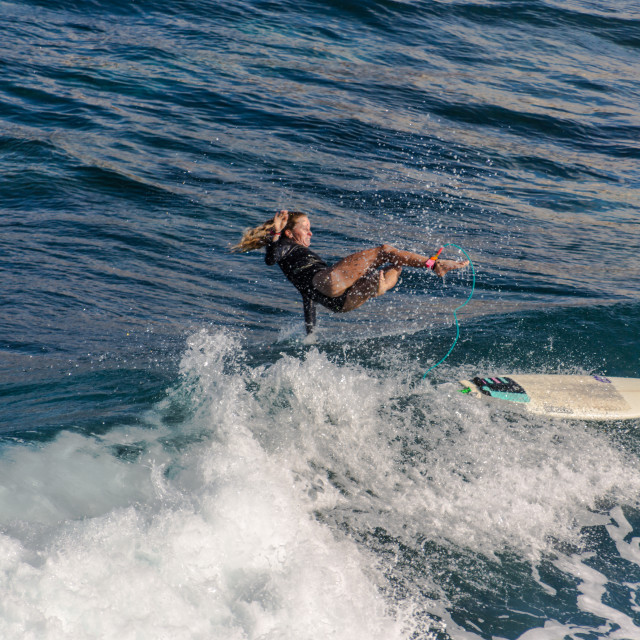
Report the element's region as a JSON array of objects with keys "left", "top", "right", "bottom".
[
  {"left": 313, "top": 244, "right": 428, "bottom": 297},
  {"left": 313, "top": 244, "right": 467, "bottom": 298},
  {"left": 341, "top": 266, "right": 402, "bottom": 312}
]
